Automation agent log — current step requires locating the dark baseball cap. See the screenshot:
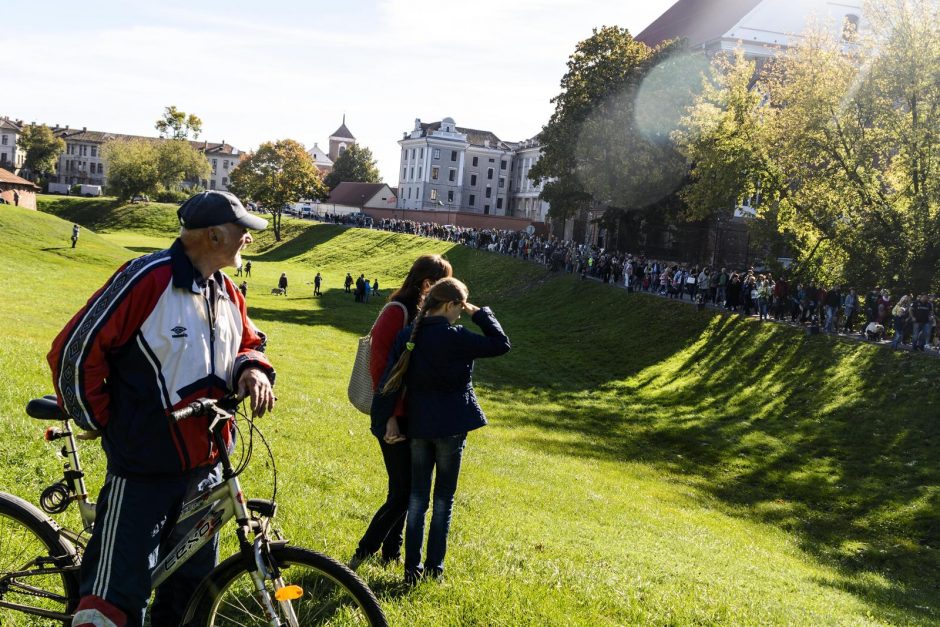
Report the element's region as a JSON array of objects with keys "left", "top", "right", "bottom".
[{"left": 177, "top": 191, "right": 267, "bottom": 230}]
